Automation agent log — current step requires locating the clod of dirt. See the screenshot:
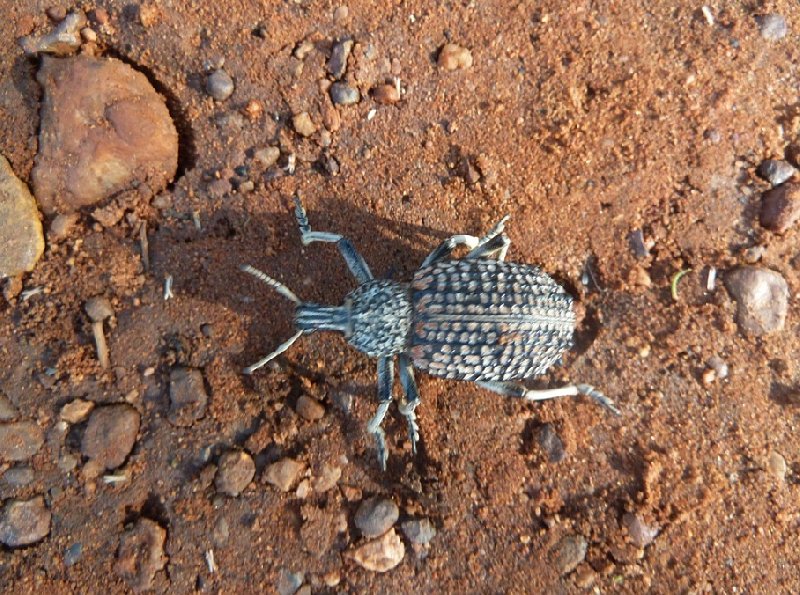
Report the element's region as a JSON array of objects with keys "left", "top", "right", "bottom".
[
  {"left": 312, "top": 463, "right": 341, "bottom": 492},
  {"left": 264, "top": 458, "right": 305, "bottom": 492},
  {"left": 350, "top": 528, "right": 405, "bottom": 573},
  {"left": 400, "top": 518, "right": 437, "bottom": 545},
  {"left": 168, "top": 367, "right": 208, "bottom": 427},
  {"left": 621, "top": 513, "right": 660, "bottom": 548},
  {"left": 295, "top": 395, "right": 325, "bottom": 421},
  {"left": 724, "top": 267, "right": 789, "bottom": 336},
  {"left": 19, "top": 11, "right": 86, "bottom": 56},
  {"left": 300, "top": 504, "right": 337, "bottom": 557},
  {"left": 757, "top": 160, "right": 796, "bottom": 186},
  {"left": 756, "top": 14, "right": 788, "bottom": 41},
  {"left": 205, "top": 69, "right": 235, "bottom": 101},
  {"left": 214, "top": 449, "right": 256, "bottom": 497},
  {"left": 81, "top": 404, "right": 140, "bottom": 470},
  {"left": 760, "top": 183, "right": 800, "bottom": 233},
  {"left": 551, "top": 534, "right": 587, "bottom": 575},
  {"left": 328, "top": 38, "right": 354, "bottom": 79},
  {"left": 0, "top": 156, "right": 44, "bottom": 278},
  {"left": 32, "top": 55, "right": 178, "bottom": 215},
  {"left": 59, "top": 399, "right": 95, "bottom": 424},
  {"left": 372, "top": 83, "right": 400, "bottom": 105},
  {"left": 293, "top": 112, "right": 317, "bottom": 137},
  {"left": 0, "top": 496, "right": 51, "bottom": 547},
  {"left": 437, "top": 43, "right": 473, "bottom": 70},
  {"left": 537, "top": 423, "right": 566, "bottom": 463},
  {"left": 0, "top": 420, "right": 44, "bottom": 462},
  {"left": 354, "top": 497, "right": 399, "bottom": 538},
  {"left": 0, "top": 392, "right": 18, "bottom": 421},
  {"left": 48, "top": 213, "right": 79, "bottom": 241},
  {"left": 114, "top": 518, "right": 167, "bottom": 592}
]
